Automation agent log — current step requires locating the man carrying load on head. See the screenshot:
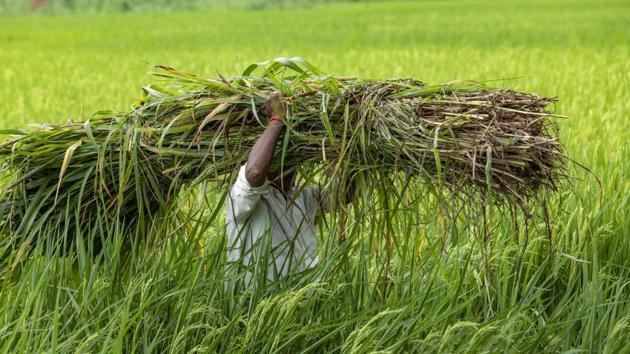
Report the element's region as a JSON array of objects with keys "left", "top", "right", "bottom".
[{"left": 225, "top": 95, "right": 330, "bottom": 286}]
